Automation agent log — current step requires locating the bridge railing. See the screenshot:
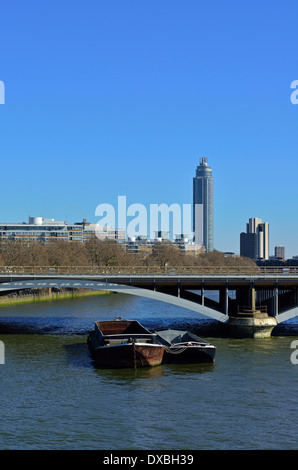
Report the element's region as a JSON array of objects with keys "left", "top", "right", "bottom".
[
  {"left": 1, "top": 265, "right": 298, "bottom": 276},
  {"left": 237, "top": 305, "right": 268, "bottom": 314}
]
